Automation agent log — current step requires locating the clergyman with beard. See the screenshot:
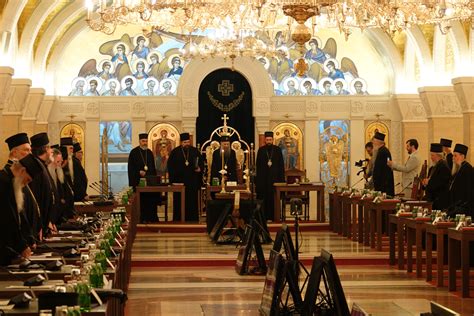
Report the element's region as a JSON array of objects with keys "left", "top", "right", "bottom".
[
  {"left": 0, "top": 155, "right": 43, "bottom": 265},
  {"left": 48, "top": 147, "right": 75, "bottom": 224},
  {"left": 371, "top": 132, "right": 395, "bottom": 197},
  {"left": 167, "top": 132, "right": 203, "bottom": 222},
  {"left": 448, "top": 144, "right": 473, "bottom": 217},
  {"left": 256, "top": 131, "right": 285, "bottom": 221},
  {"left": 4, "top": 133, "right": 41, "bottom": 244},
  {"left": 29, "top": 132, "right": 57, "bottom": 236},
  {"left": 210, "top": 135, "right": 237, "bottom": 183},
  {"left": 128, "top": 133, "right": 159, "bottom": 223}
]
